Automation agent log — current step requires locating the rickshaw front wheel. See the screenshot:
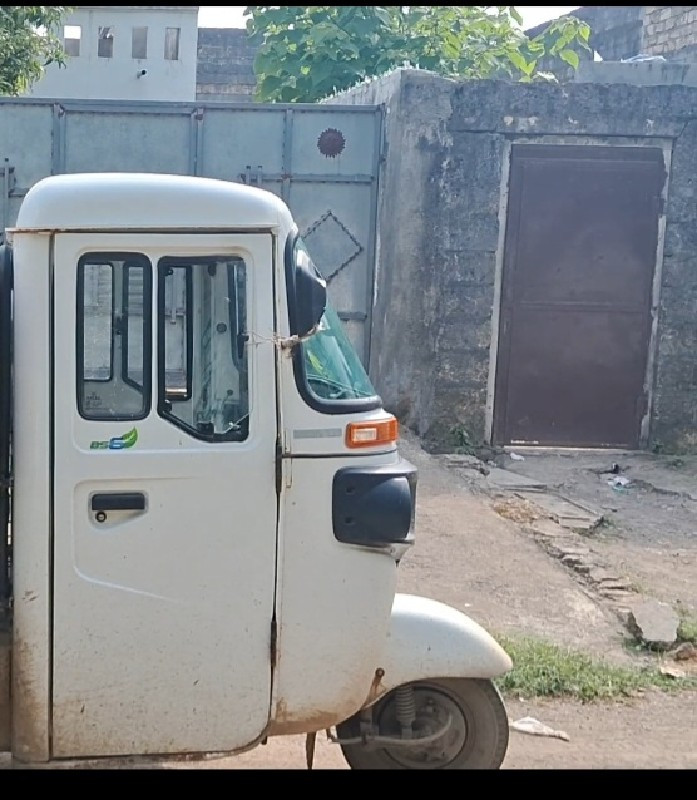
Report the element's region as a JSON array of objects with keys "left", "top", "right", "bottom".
[{"left": 336, "top": 678, "right": 509, "bottom": 770}]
